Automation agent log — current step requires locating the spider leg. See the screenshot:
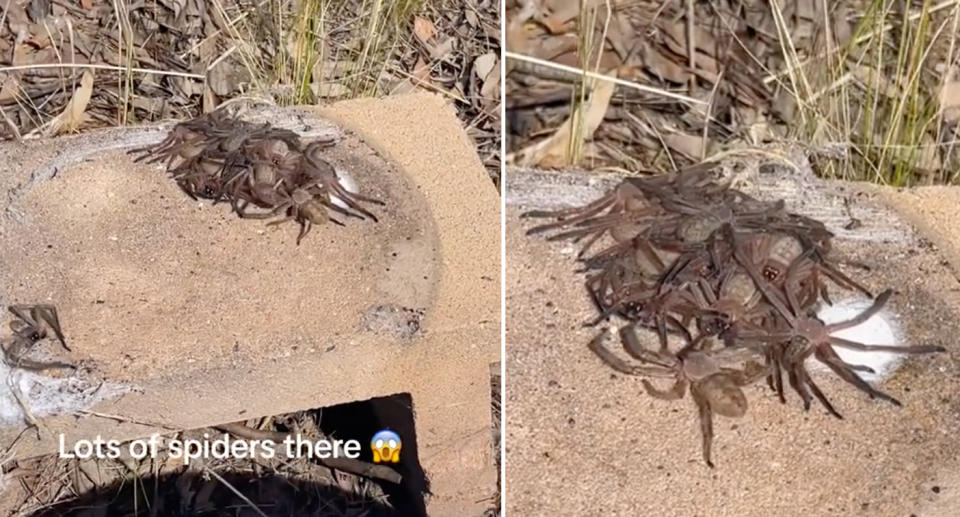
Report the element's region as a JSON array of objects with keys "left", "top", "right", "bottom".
[
  {"left": 818, "top": 259, "right": 873, "bottom": 297},
  {"left": 785, "top": 361, "right": 813, "bottom": 411},
  {"left": 632, "top": 238, "right": 668, "bottom": 273},
  {"left": 815, "top": 346, "right": 902, "bottom": 406},
  {"left": 31, "top": 305, "right": 68, "bottom": 351},
  {"left": 835, "top": 360, "right": 876, "bottom": 373},
  {"left": 766, "top": 345, "right": 786, "bottom": 403},
  {"left": 2, "top": 336, "right": 74, "bottom": 372},
  {"left": 573, "top": 229, "right": 609, "bottom": 258},
  {"left": 8, "top": 305, "right": 38, "bottom": 329},
  {"left": 543, "top": 222, "right": 613, "bottom": 244},
  {"left": 295, "top": 220, "right": 312, "bottom": 246},
  {"left": 9, "top": 305, "right": 69, "bottom": 351},
  {"left": 690, "top": 386, "right": 716, "bottom": 468},
  {"left": 796, "top": 365, "right": 843, "bottom": 418},
  {"left": 523, "top": 194, "right": 617, "bottom": 226},
  {"left": 827, "top": 336, "right": 944, "bottom": 354},
  {"left": 319, "top": 198, "right": 364, "bottom": 220},
  {"left": 618, "top": 326, "right": 673, "bottom": 367},
  {"left": 665, "top": 314, "right": 692, "bottom": 345},
  {"left": 587, "top": 331, "right": 674, "bottom": 376},
  {"left": 266, "top": 216, "right": 294, "bottom": 227},
  {"left": 654, "top": 317, "right": 669, "bottom": 352},
  {"left": 328, "top": 182, "right": 383, "bottom": 220},
  {"left": 825, "top": 289, "right": 893, "bottom": 332},
  {"left": 642, "top": 378, "right": 688, "bottom": 400}
]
